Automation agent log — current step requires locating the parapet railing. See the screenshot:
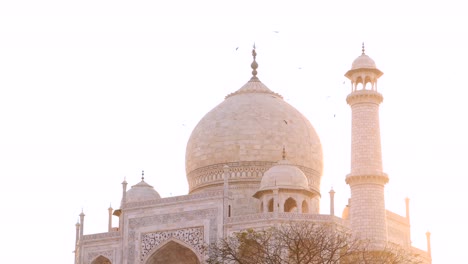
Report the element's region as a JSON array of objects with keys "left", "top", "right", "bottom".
[
  {"left": 82, "top": 231, "right": 120, "bottom": 241},
  {"left": 225, "top": 212, "right": 347, "bottom": 226}
]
